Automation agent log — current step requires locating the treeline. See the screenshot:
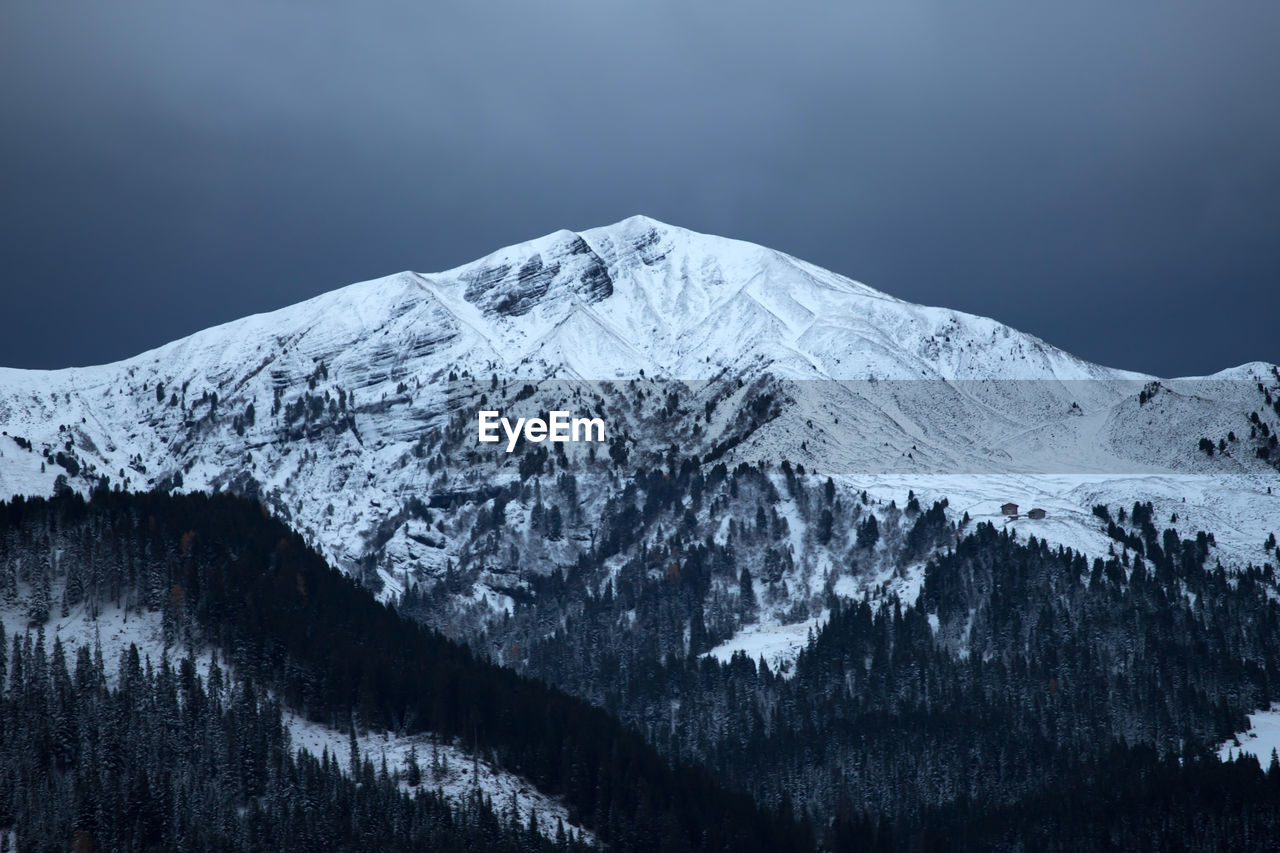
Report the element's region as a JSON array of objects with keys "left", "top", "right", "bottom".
[
  {"left": 452, "top": 459, "right": 947, "bottom": 712},
  {"left": 0, "top": 491, "right": 812, "bottom": 852}
]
